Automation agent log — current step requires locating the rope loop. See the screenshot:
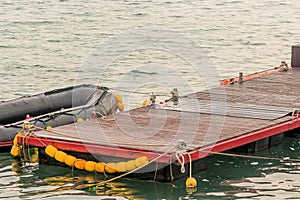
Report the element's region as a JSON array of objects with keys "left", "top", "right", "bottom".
[{"left": 175, "top": 153, "right": 186, "bottom": 174}]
